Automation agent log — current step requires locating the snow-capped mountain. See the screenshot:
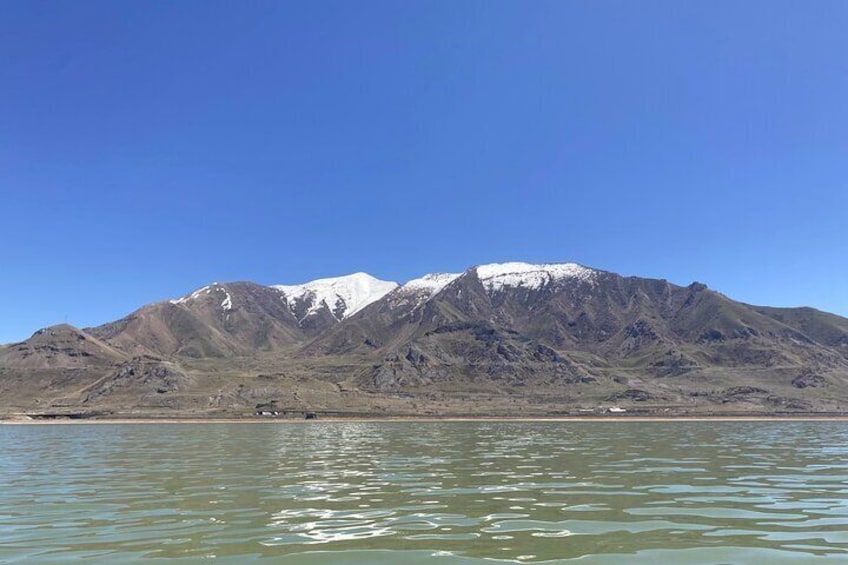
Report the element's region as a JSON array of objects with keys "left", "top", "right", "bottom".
[
  {"left": 390, "top": 272, "right": 462, "bottom": 309},
  {"left": 399, "top": 272, "right": 462, "bottom": 295},
  {"left": 475, "top": 262, "right": 597, "bottom": 293},
  {"left": 273, "top": 272, "right": 399, "bottom": 322},
  {"left": 4, "top": 260, "right": 848, "bottom": 418},
  {"left": 163, "top": 263, "right": 599, "bottom": 320}
]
